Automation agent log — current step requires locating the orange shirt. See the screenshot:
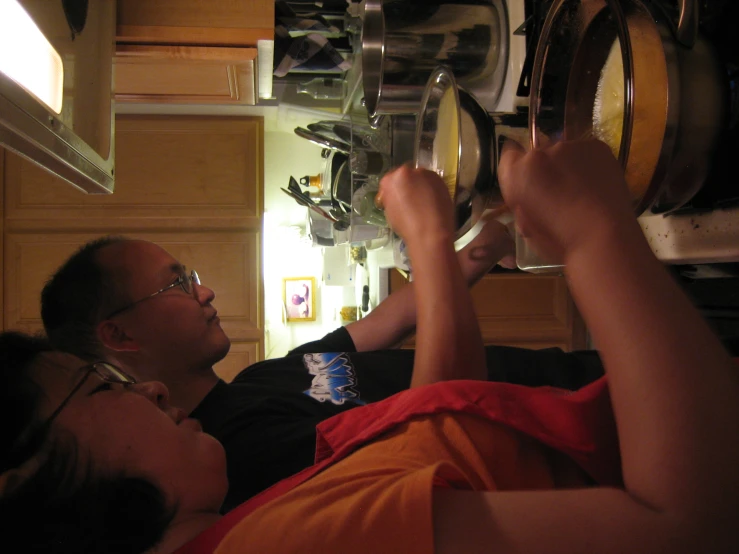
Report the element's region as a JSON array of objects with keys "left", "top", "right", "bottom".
[
  {"left": 216, "top": 412, "right": 564, "bottom": 554},
  {"left": 177, "top": 378, "right": 620, "bottom": 554}
]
